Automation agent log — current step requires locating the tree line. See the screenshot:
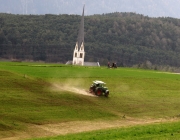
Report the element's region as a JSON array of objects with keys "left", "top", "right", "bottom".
[{"left": 1, "top": 12, "right": 180, "bottom": 67}]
